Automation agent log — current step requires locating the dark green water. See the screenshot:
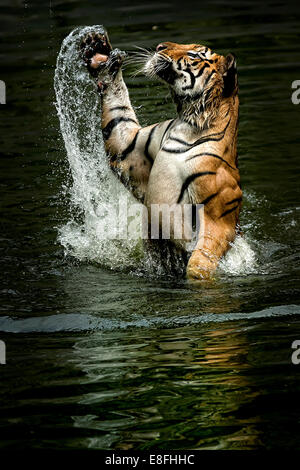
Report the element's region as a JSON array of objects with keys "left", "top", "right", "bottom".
[{"left": 1, "top": 0, "right": 300, "bottom": 450}]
